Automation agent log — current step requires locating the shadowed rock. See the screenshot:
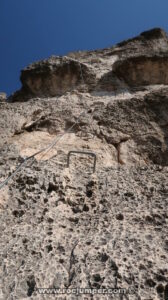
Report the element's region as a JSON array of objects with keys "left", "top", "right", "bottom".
[
  {"left": 113, "top": 55, "right": 168, "bottom": 87},
  {"left": 10, "top": 28, "right": 168, "bottom": 101},
  {"left": 11, "top": 56, "right": 96, "bottom": 101},
  {"left": 0, "top": 28, "right": 168, "bottom": 300}
]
